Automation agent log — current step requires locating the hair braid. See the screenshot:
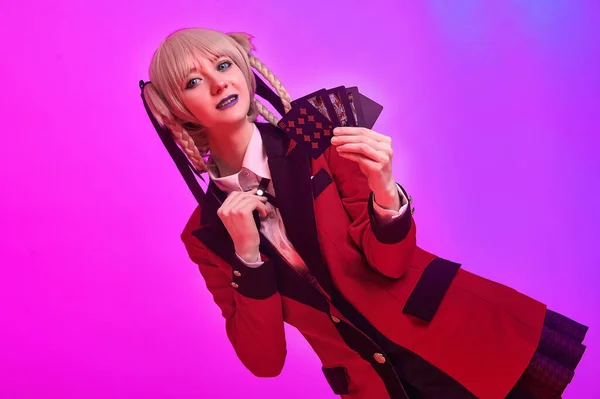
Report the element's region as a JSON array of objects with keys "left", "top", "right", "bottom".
[
  {"left": 144, "top": 31, "right": 296, "bottom": 174},
  {"left": 142, "top": 83, "right": 207, "bottom": 172},
  {"left": 171, "top": 126, "right": 208, "bottom": 172},
  {"left": 249, "top": 54, "right": 293, "bottom": 124},
  {"left": 253, "top": 99, "right": 280, "bottom": 126}
]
